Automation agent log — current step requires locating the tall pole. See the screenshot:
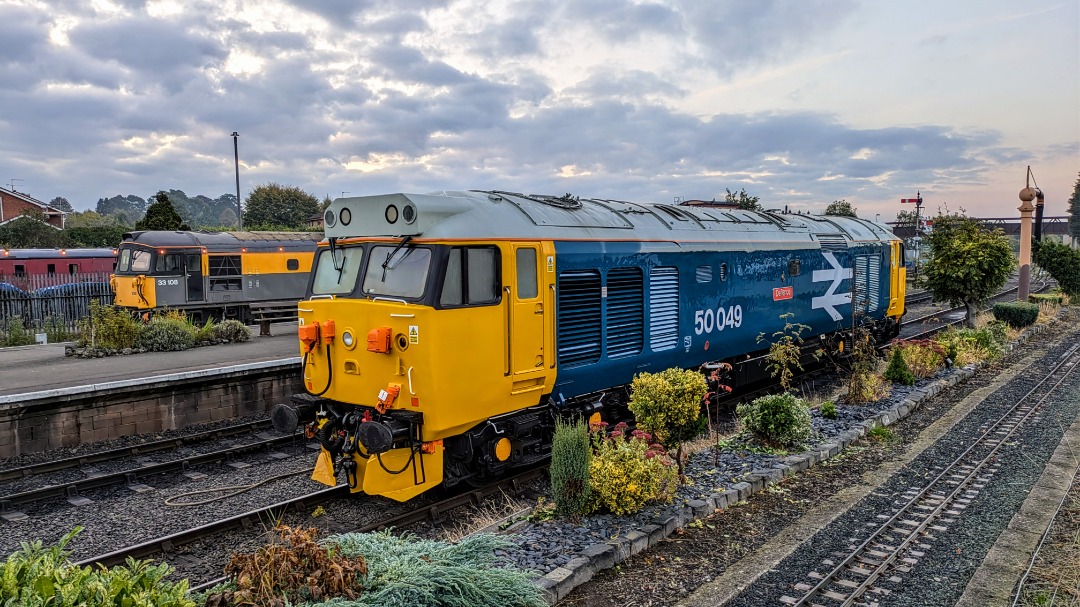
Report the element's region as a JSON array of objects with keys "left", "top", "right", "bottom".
[
  {"left": 1018, "top": 167, "right": 1036, "bottom": 302},
  {"left": 232, "top": 132, "right": 242, "bottom": 230},
  {"left": 913, "top": 191, "right": 923, "bottom": 279}
]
